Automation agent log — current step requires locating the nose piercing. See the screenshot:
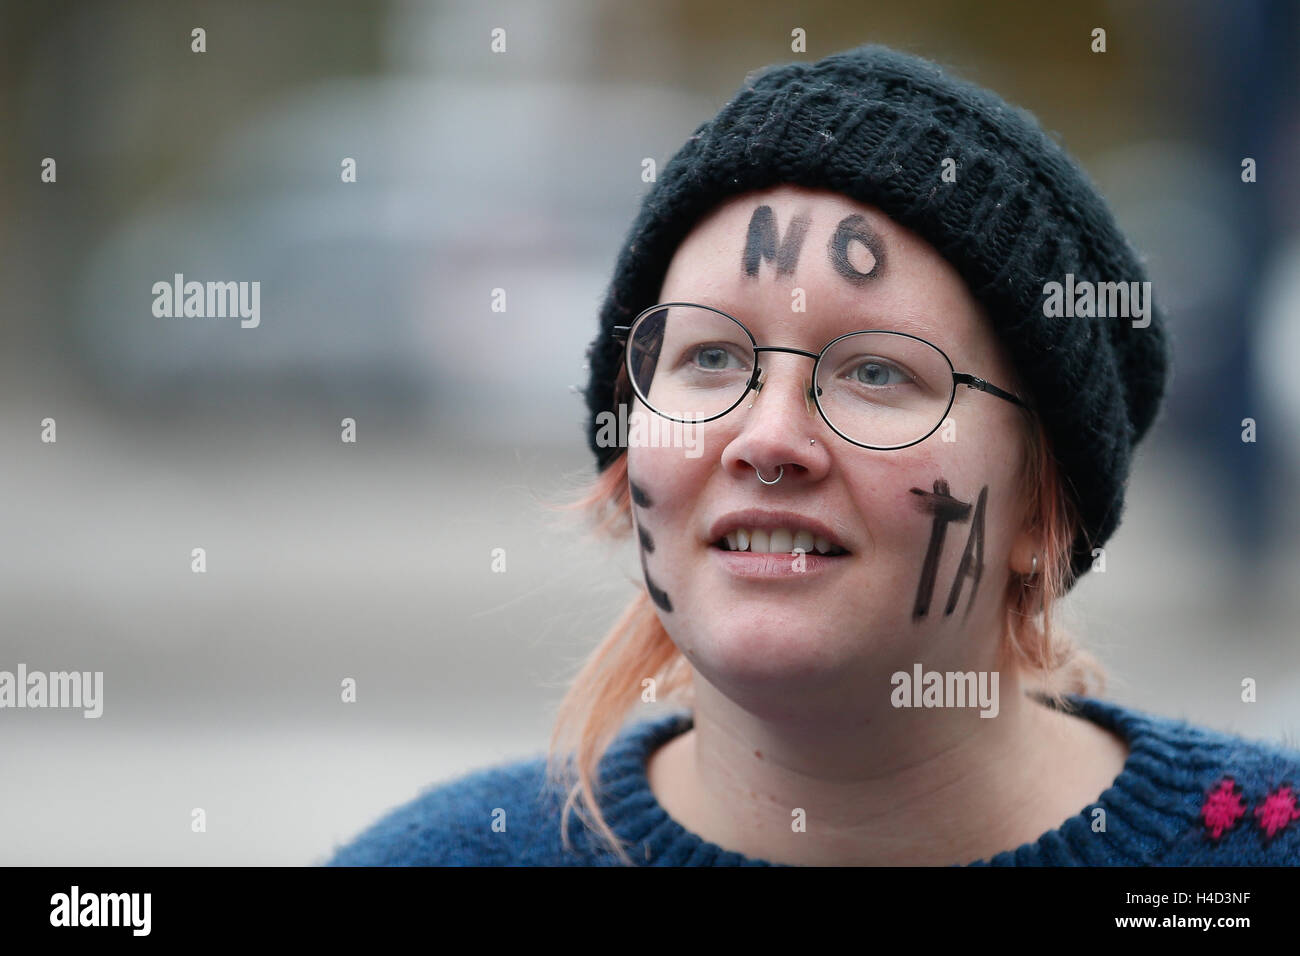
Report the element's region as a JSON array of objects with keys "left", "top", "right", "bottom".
[{"left": 742, "top": 395, "right": 811, "bottom": 469}]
